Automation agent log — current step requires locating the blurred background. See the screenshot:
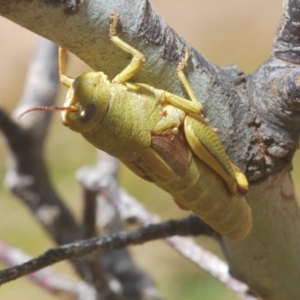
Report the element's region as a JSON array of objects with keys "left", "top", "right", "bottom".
[{"left": 0, "top": 0, "right": 294, "bottom": 299}]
